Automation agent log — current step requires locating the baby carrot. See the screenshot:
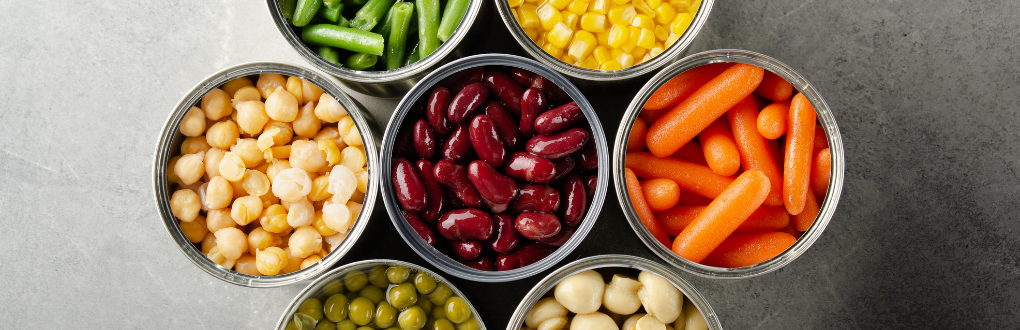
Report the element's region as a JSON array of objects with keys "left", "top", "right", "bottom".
[
  {"left": 625, "top": 168, "right": 672, "bottom": 247},
  {"left": 754, "top": 71, "right": 794, "bottom": 102},
  {"left": 756, "top": 100, "right": 790, "bottom": 140},
  {"left": 658, "top": 205, "right": 790, "bottom": 237},
  {"left": 671, "top": 170, "right": 771, "bottom": 263},
  {"left": 676, "top": 188, "right": 713, "bottom": 206},
  {"left": 780, "top": 222, "right": 802, "bottom": 239},
  {"left": 728, "top": 95, "right": 783, "bottom": 207},
  {"left": 811, "top": 148, "right": 831, "bottom": 201},
  {"left": 792, "top": 186, "right": 820, "bottom": 231},
  {"left": 641, "top": 178, "right": 681, "bottom": 212},
  {"left": 698, "top": 117, "right": 741, "bottom": 176},
  {"left": 639, "top": 108, "right": 667, "bottom": 124},
  {"left": 768, "top": 138, "right": 782, "bottom": 173},
  {"left": 813, "top": 124, "right": 829, "bottom": 154},
  {"left": 670, "top": 141, "right": 708, "bottom": 166},
  {"left": 627, "top": 152, "right": 735, "bottom": 199},
  {"left": 644, "top": 63, "right": 733, "bottom": 111},
  {"left": 627, "top": 117, "right": 648, "bottom": 152},
  {"left": 646, "top": 64, "right": 765, "bottom": 157},
  {"left": 657, "top": 206, "right": 703, "bottom": 236},
  {"left": 783, "top": 93, "right": 816, "bottom": 215},
  {"left": 701, "top": 232, "right": 796, "bottom": 268}
]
